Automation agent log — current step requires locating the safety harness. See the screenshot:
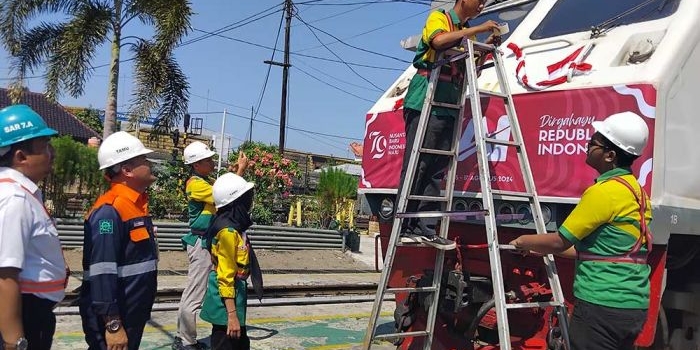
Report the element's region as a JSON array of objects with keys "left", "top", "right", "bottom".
[
  {"left": 416, "top": 9, "right": 465, "bottom": 83},
  {"left": 576, "top": 176, "right": 653, "bottom": 264}
]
